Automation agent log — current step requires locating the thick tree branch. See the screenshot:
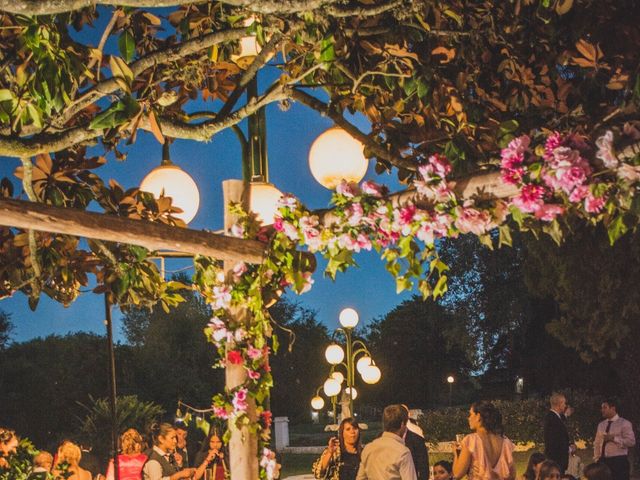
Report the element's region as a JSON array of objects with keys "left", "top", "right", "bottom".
[
  {"left": 59, "top": 27, "right": 247, "bottom": 125},
  {"left": 1, "top": 0, "right": 402, "bottom": 16},
  {"left": 290, "top": 88, "right": 418, "bottom": 172},
  {"left": 0, "top": 85, "right": 289, "bottom": 156}
]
